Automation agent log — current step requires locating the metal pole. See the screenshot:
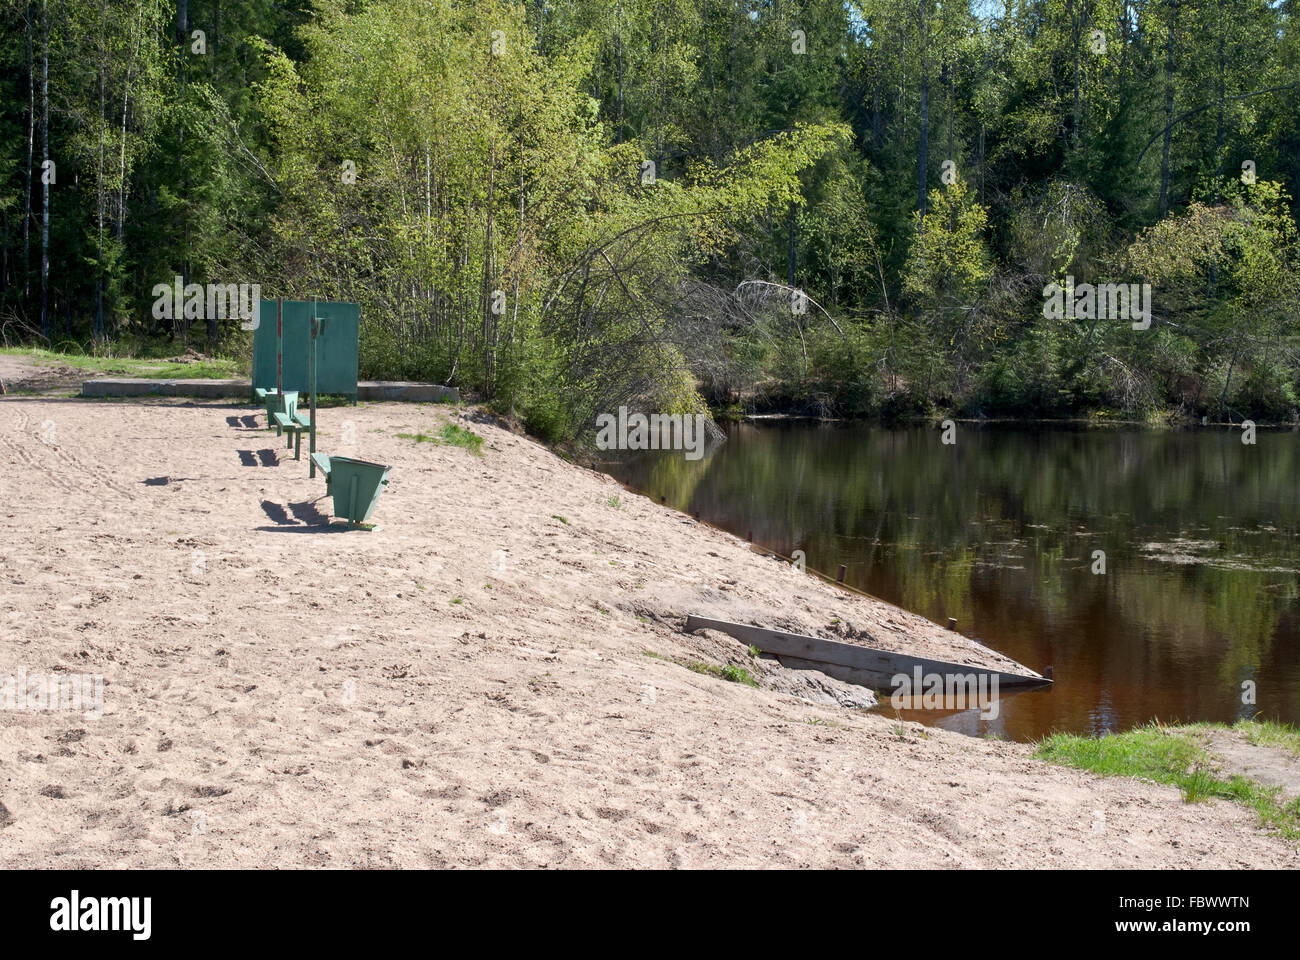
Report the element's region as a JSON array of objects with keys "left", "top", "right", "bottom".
[
  {"left": 309, "top": 307, "right": 319, "bottom": 478},
  {"left": 275, "top": 298, "right": 283, "bottom": 399}
]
